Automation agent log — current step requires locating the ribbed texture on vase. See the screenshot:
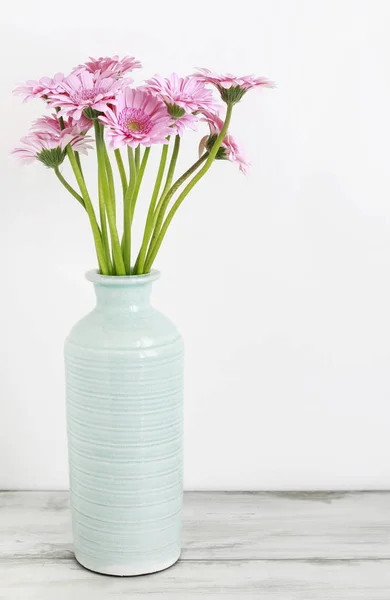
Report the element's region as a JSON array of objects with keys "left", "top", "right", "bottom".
[{"left": 64, "top": 273, "right": 184, "bottom": 576}]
